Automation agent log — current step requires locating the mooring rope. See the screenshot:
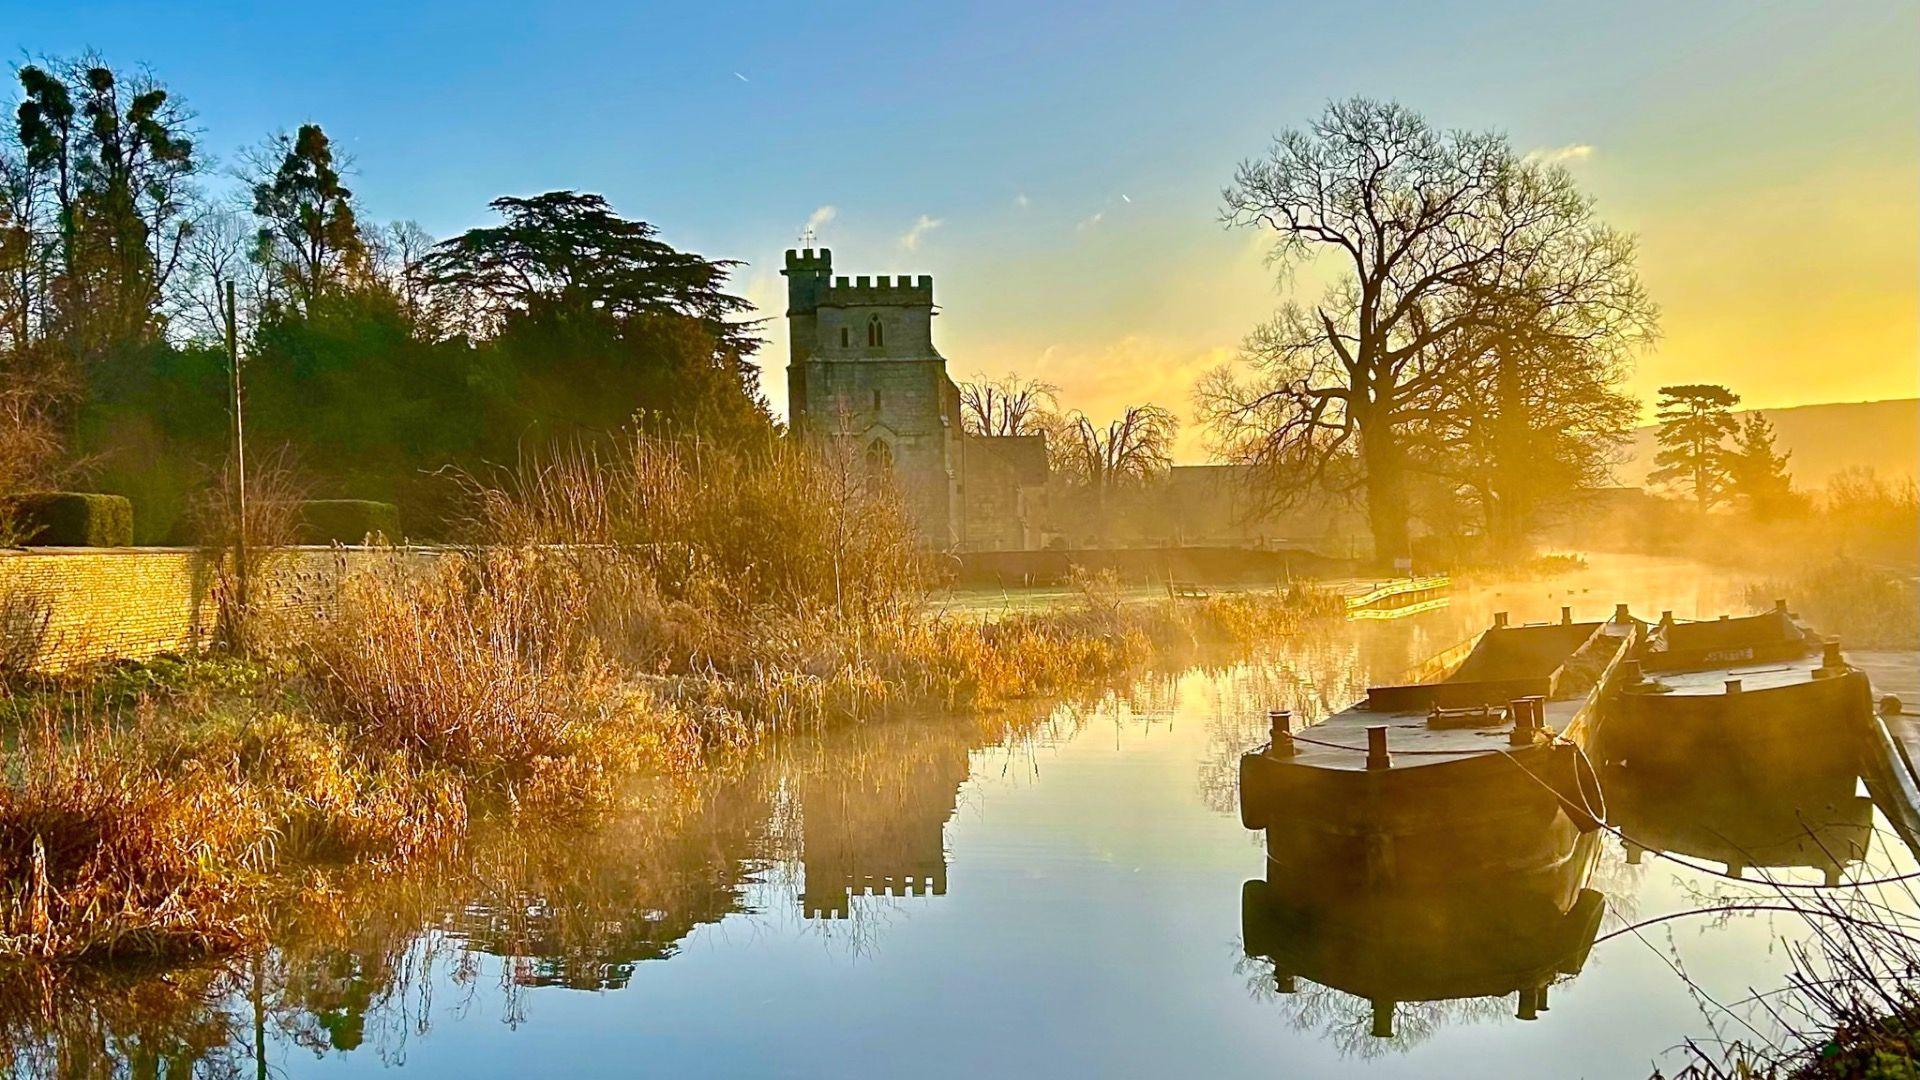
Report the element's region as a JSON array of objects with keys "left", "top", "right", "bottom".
[{"left": 1283, "top": 731, "right": 1511, "bottom": 758}]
